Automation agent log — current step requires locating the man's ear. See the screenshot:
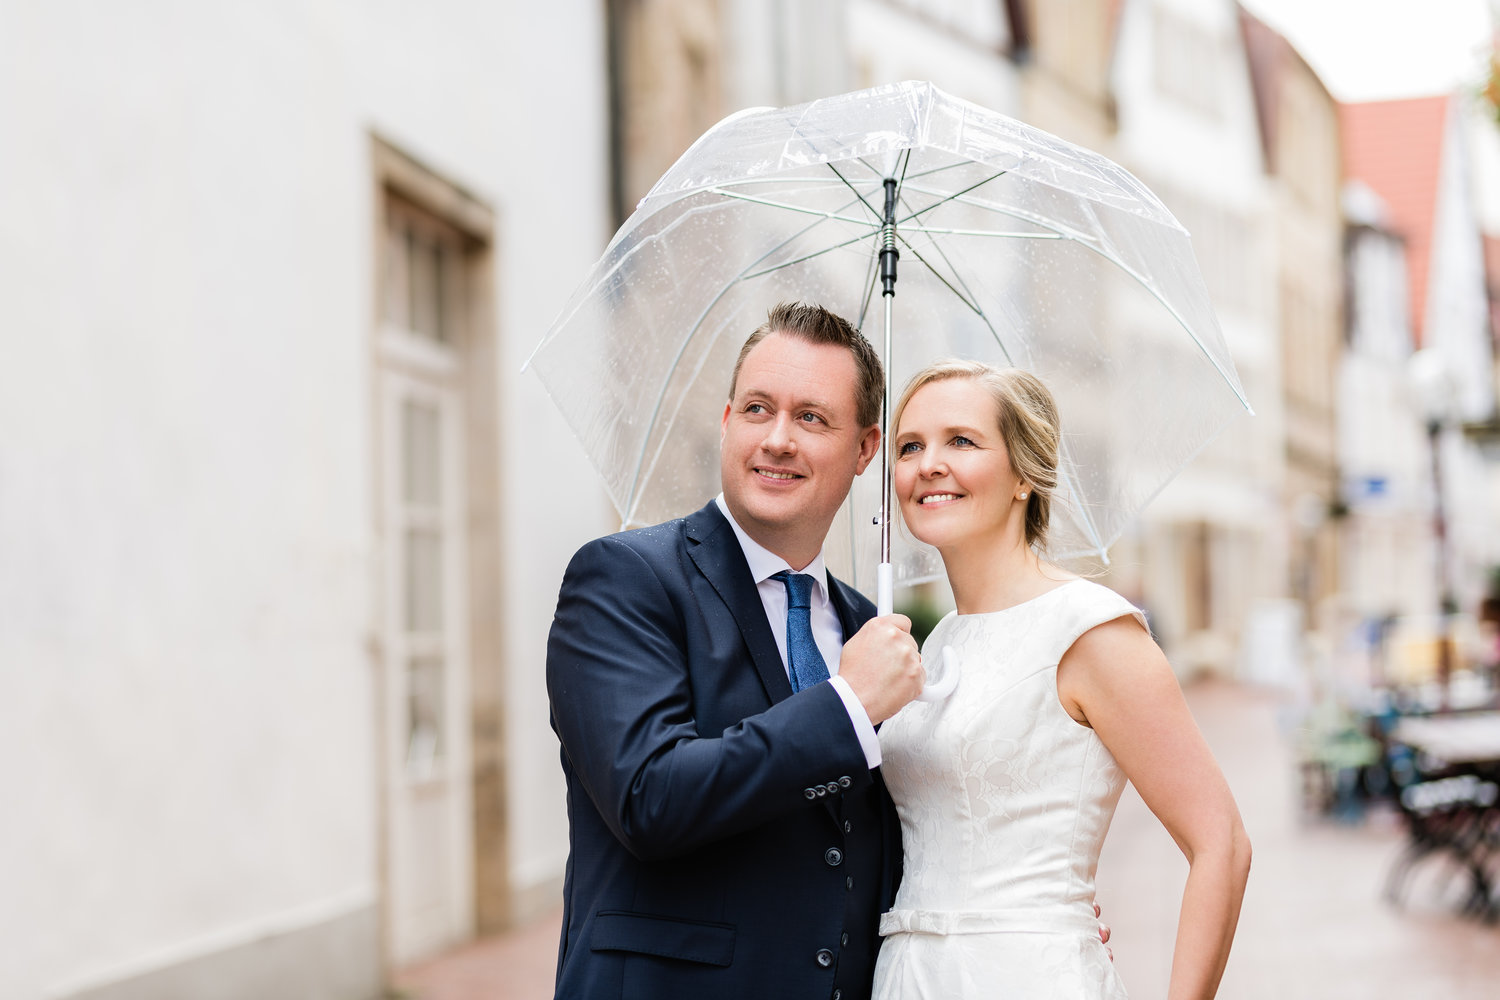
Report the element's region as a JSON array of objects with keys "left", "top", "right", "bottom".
[
  {"left": 853, "top": 424, "right": 881, "bottom": 475},
  {"left": 721, "top": 401, "right": 732, "bottom": 441}
]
